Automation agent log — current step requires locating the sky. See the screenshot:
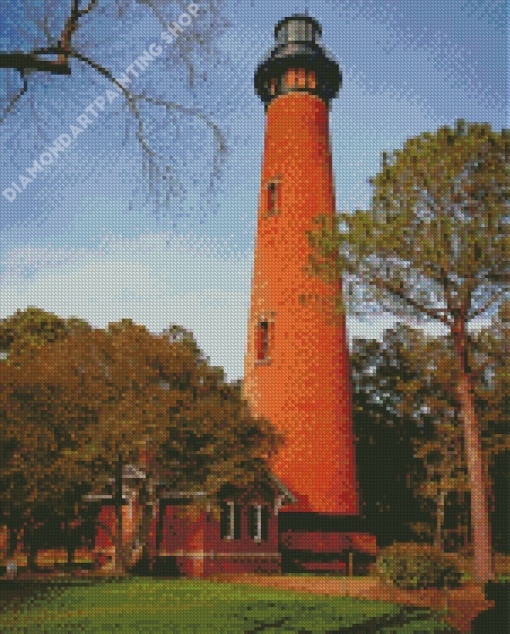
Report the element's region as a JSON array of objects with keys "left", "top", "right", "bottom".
[{"left": 0, "top": 0, "right": 507, "bottom": 382}]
